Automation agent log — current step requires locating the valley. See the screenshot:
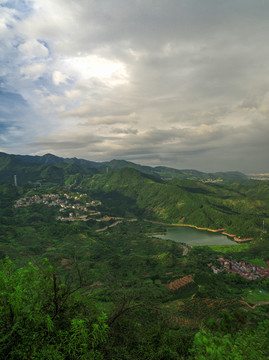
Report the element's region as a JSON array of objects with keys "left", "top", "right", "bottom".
[{"left": 0, "top": 153, "right": 269, "bottom": 359}]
